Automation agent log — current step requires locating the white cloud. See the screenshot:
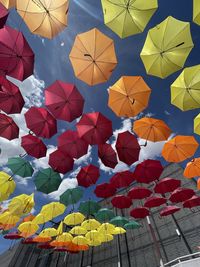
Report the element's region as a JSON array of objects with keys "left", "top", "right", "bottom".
[
  {"left": 74, "top": 145, "right": 92, "bottom": 166},
  {"left": 32, "top": 145, "right": 57, "bottom": 170},
  {"left": 49, "top": 178, "right": 78, "bottom": 200}
]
